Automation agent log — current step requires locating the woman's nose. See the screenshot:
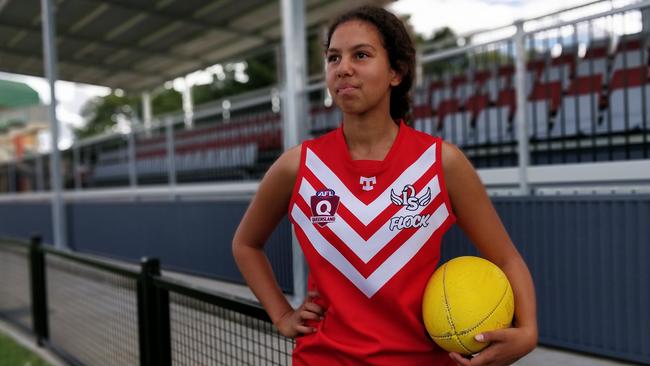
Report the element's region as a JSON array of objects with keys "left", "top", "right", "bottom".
[{"left": 337, "top": 56, "right": 353, "bottom": 77}]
